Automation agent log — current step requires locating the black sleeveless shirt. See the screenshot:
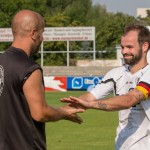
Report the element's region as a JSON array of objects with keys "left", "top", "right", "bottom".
[{"left": 0, "top": 47, "right": 46, "bottom": 150}]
